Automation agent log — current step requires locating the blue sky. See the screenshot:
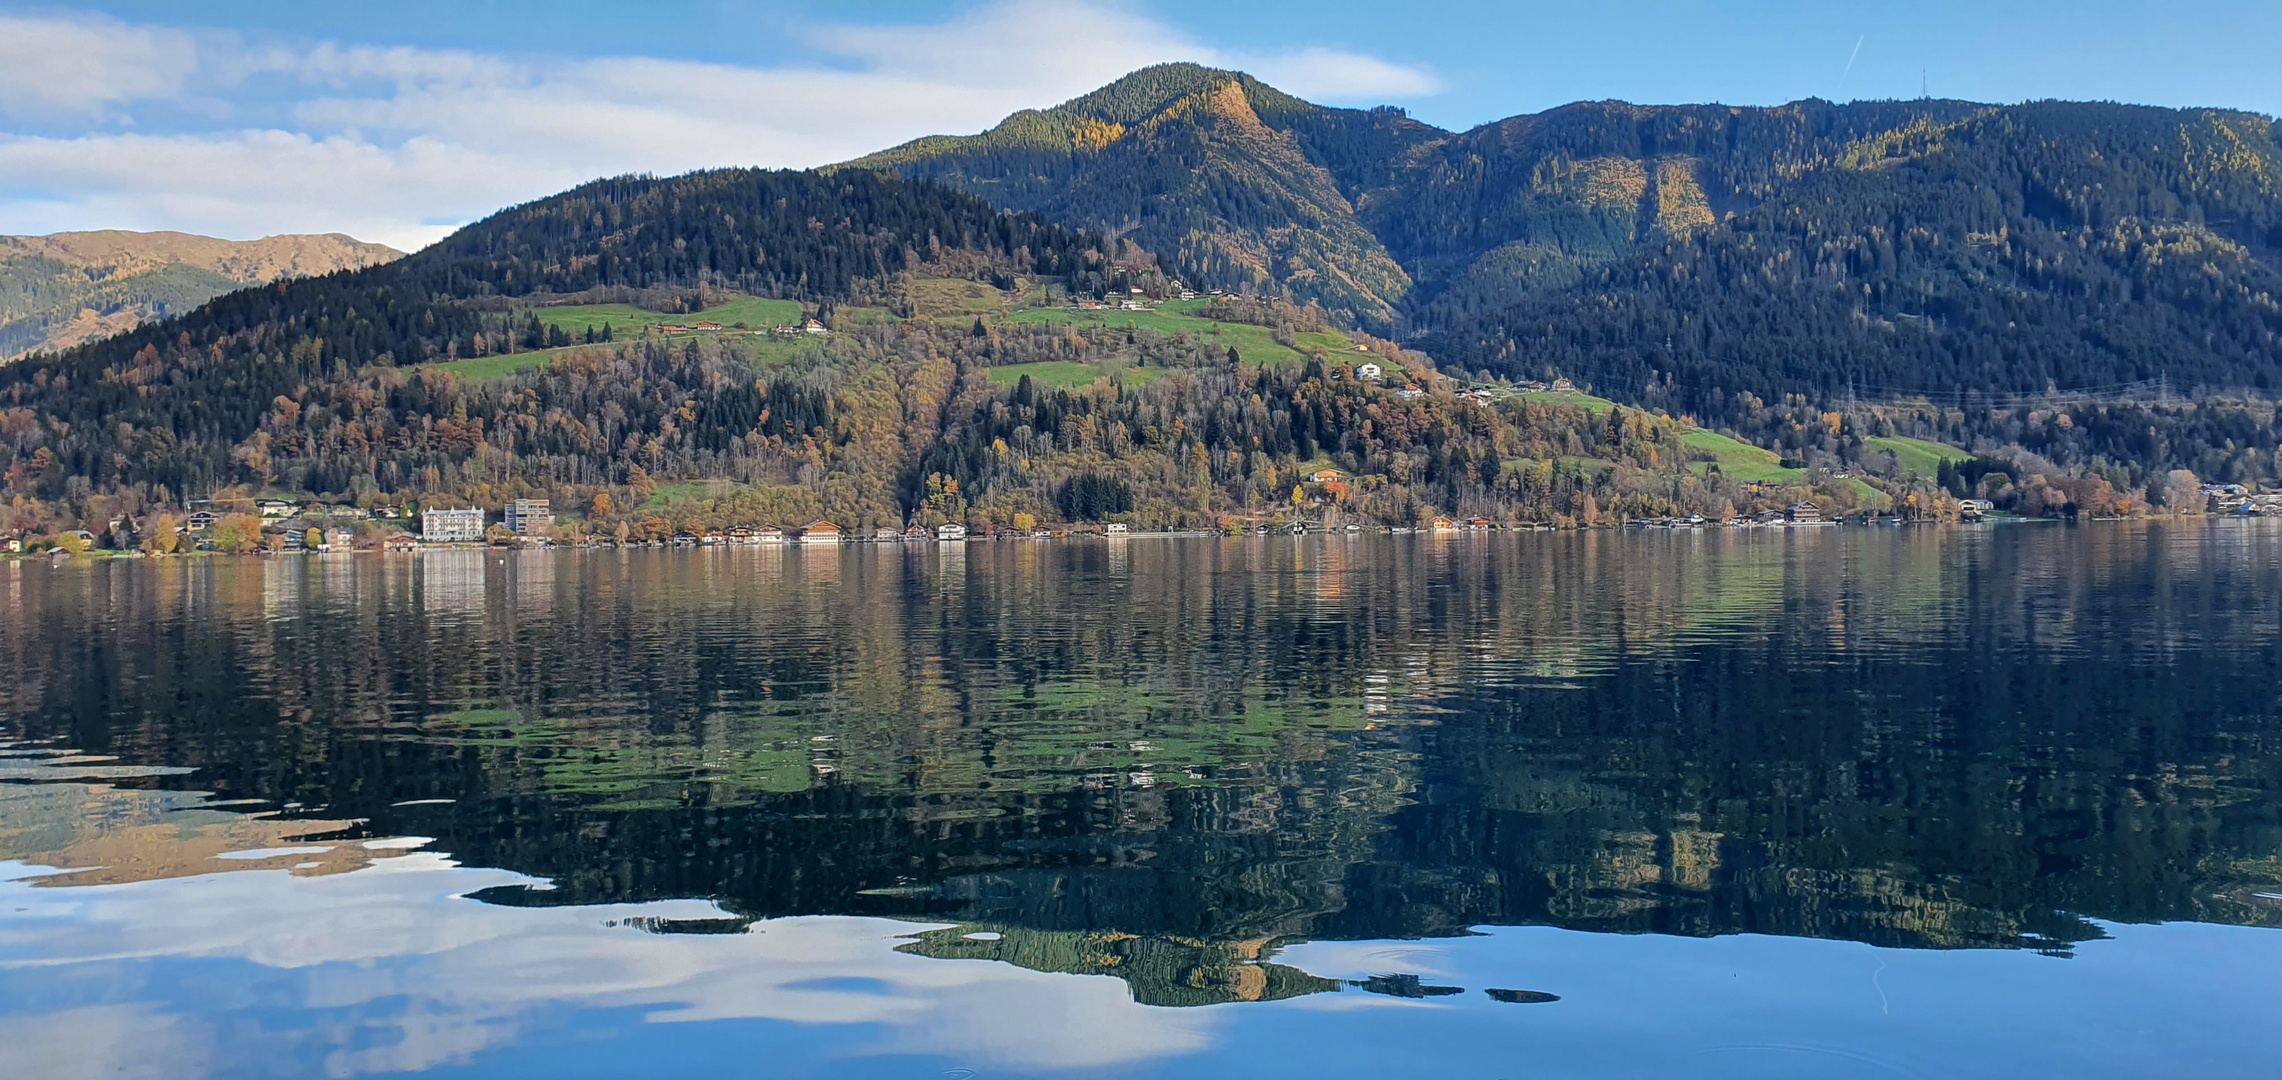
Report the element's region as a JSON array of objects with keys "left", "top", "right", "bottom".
[{"left": 2, "top": 1, "right": 2275, "bottom": 251}]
